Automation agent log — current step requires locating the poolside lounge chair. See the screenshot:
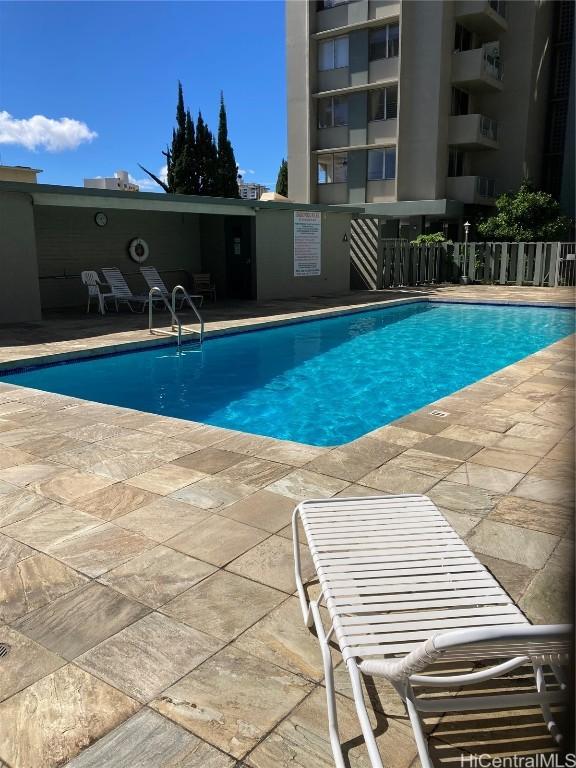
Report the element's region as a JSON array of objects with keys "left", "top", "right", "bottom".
[
  {"left": 192, "top": 273, "right": 217, "bottom": 302},
  {"left": 293, "top": 494, "right": 571, "bottom": 768},
  {"left": 80, "top": 270, "right": 117, "bottom": 315},
  {"left": 101, "top": 267, "right": 157, "bottom": 312},
  {"left": 140, "top": 266, "right": 204, "bottom": 310}
]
